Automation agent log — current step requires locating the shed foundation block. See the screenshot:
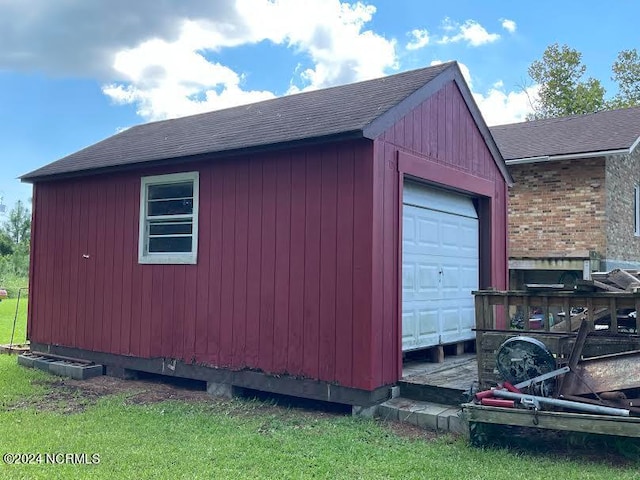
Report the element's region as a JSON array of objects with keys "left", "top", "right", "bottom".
[{"left": 207, "top": 381, "right": 240, "bottom": 399}]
